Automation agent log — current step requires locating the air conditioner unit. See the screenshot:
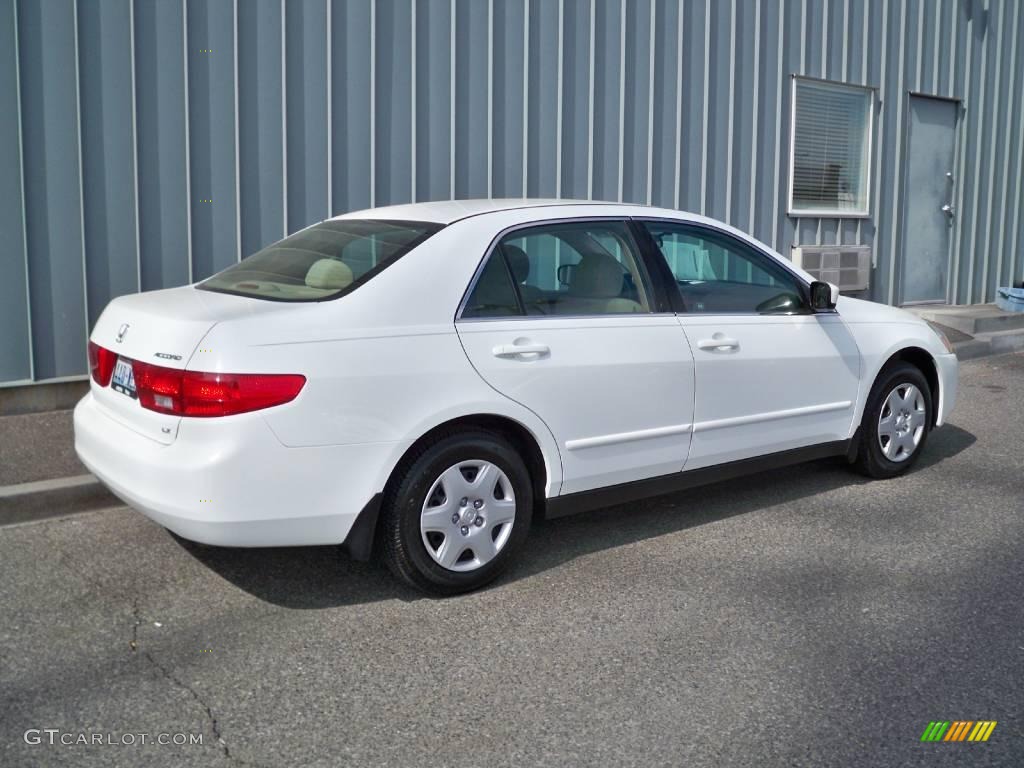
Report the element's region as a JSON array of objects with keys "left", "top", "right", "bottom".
[{"left": 791, "top": 245, "right": 872, "bottom": 292}]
